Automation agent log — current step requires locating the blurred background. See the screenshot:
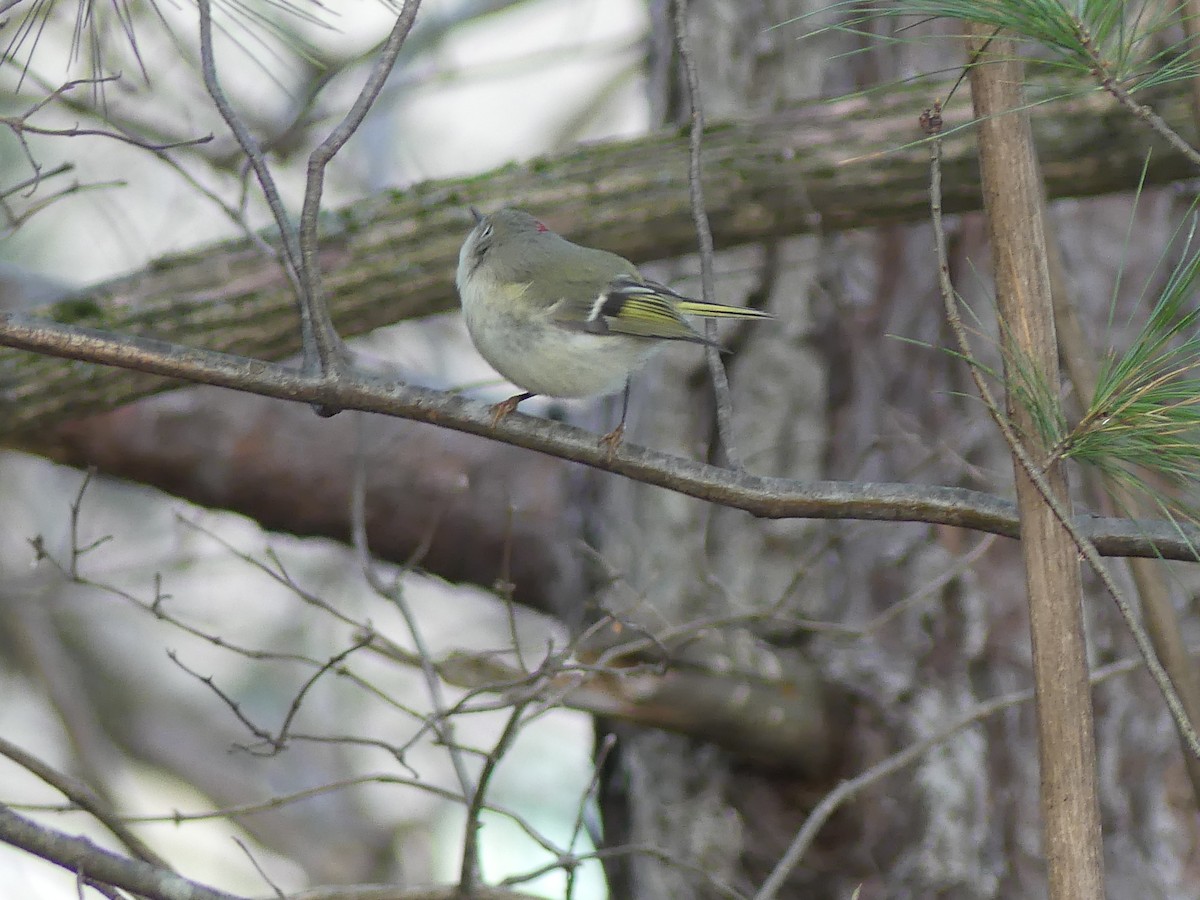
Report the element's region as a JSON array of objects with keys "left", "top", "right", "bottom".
[{"left": 0, "top": 2, "right": 655, "bottom": 897}]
